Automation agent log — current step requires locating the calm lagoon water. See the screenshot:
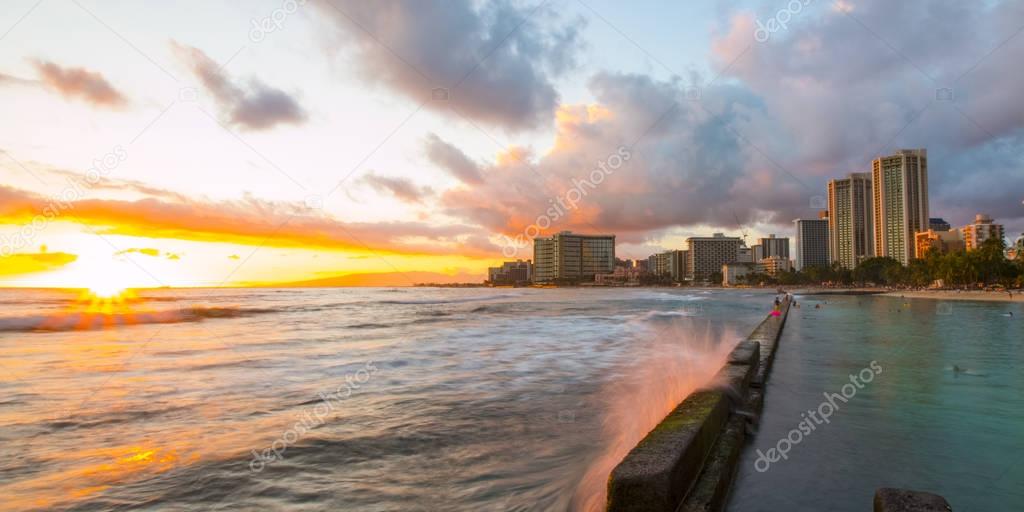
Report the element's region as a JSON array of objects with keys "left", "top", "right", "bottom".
[
  {"left": 0, "top": 287, "right": 770, "bottom": 511},
  {"left": 730, "top": 294, "right": 1024, "bottom": 511}
]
